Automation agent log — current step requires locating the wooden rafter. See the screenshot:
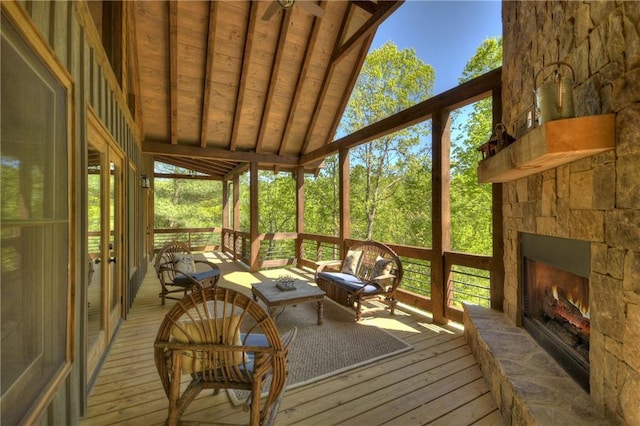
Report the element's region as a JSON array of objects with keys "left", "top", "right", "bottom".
[
  {"left": 168, "top": 1, "right": 178, "bottom": 144},
  {"left": 326, "top": 32, "right": 374, "bottom": 148},
  {"left": 229, "top": 1, "right": 258, "bottom": 151},
  {"left": 200, "top": 1, "right": 218, "bottom": 148},
  {"left": 143, "top": 140, "right": 299, "bottom": 166},
  {"left": 255, "top": 8, "right": 291, "bottom": 153},
  {"left": 128, "top": 2, "right": 143, "bottom": 135},
  {"left": 300, "top": 1, "right": 353, "bottom": 154},
  {"left": 278, "top": 2, "right": 324, "bottom": 156},
  {"left": 331, "top": 0, "right": 403, "bottom": 64}
]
